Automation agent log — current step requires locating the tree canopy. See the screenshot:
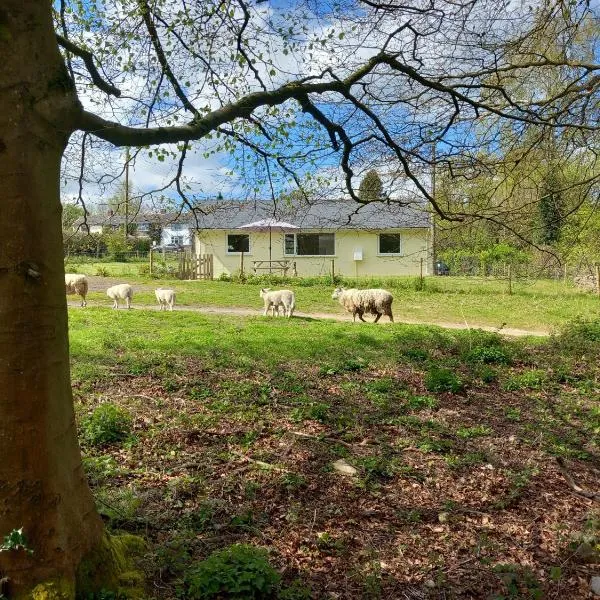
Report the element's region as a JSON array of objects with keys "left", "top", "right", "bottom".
[{"left": 55, "top": 0, "right": 599, "bottom": 230}]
